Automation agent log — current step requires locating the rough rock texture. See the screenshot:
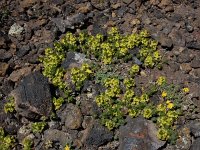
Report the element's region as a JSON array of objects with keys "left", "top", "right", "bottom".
[
  {"left": 10, "top": 71, "right": 52, "bottom": 119},
  {"left": 43, "top": 129, "right": 72, "bottom": 147},
  {"left": 81, "top": 122, "right": 113, "bottom": 148},
  {"left": 58, "top": 103, "right": 83, "bottom": 130},
  {"left": 119, "top": 117, "right": 165, "bottom": 150}
]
